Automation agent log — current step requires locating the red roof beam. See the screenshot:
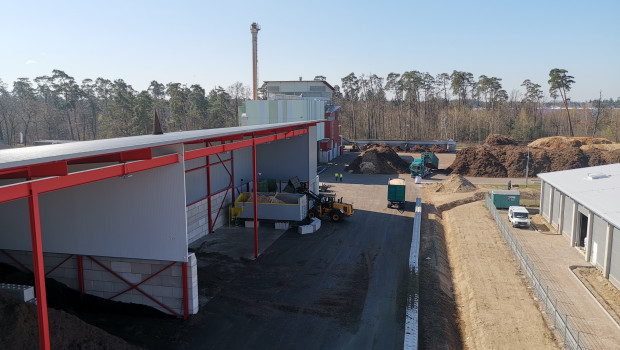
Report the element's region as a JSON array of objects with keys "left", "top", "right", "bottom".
[
  {"left": 184, "top": 129, "right": 308, "bottom": 160},
  {"left": 11, "top": 154, "right": 177, "bottom": 197},
  {"left": 67, "top": 148, "right": 152, "bottom": 165}
]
